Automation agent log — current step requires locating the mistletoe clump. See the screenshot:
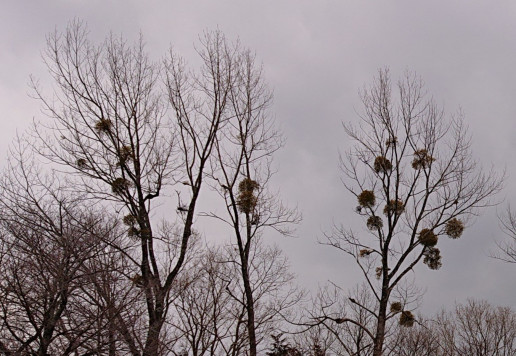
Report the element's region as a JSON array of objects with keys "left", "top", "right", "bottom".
[
  {"left": 423, "top": 247, "right": 442, "bottom": 270},
  {"left": 367, "top": 216, "right": 383, "bottom": 230},
  {"left": 122, "top": 214, "right": 137, "bottom": 226},
  {"left": 383, "top": 199, "right": 404, "bottom": 216},
  {"left": 375, "top": 267, "right": 382, "bottom": 280},
  {"left": 390, "top": 302, "right": 403, "bottom": 314},
  {"left": 118, "top": 145, "right": 134, "bottom": 165},
  {"left": 130, "top": 274, "right": 144, "bottom": 288},
  {"left": 374, "top": 156, "right": 392, "bottom": 173},
  {"left": 385, "top": 136, "right": 398, "bottom": 148},
  {"left": 359, "top": 249, "right": 373, "bottom": 257},
  {"left": 445, "top": 218, "right": 464, "bottom": 239},
  {"left": 399, "top": 311, "right": 415, "bottom": 327},
  {"left": 111, "top": 177, "right": 132, "bottom": 195},
  {"left": 411, "top": 149, "right": 435, "bottom": 169},
  {"left": 94, "top": 117, "right": 112, "bottom": 134},
  {"left": 76, "top": 158, "right": 88, "bottom": 168},
  {"left": 418, "top": 229, "right": 438, "bottom": 247},
  {"left": 237, "top": 178, "right": 259, "bottom": 214},
  {"left": 358, "top": 190, "right": 376, "bottom": 208}
]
